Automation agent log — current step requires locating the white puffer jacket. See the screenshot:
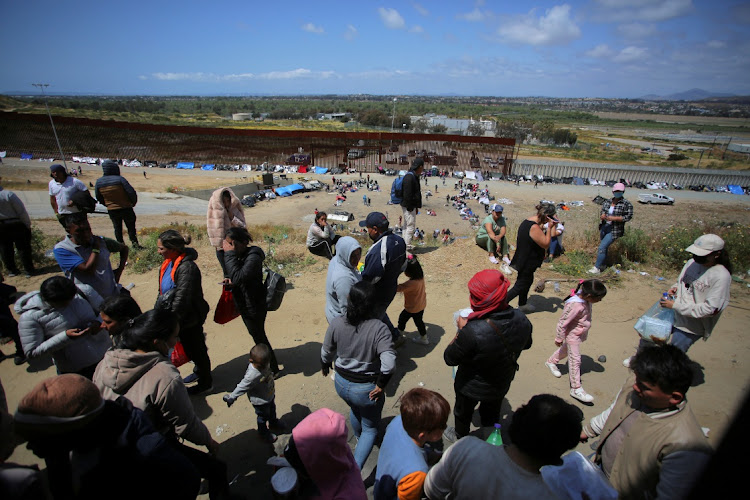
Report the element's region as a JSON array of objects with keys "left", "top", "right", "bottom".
[{"left": 14, "top": 291, "right": 111, "bottom": 374}]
